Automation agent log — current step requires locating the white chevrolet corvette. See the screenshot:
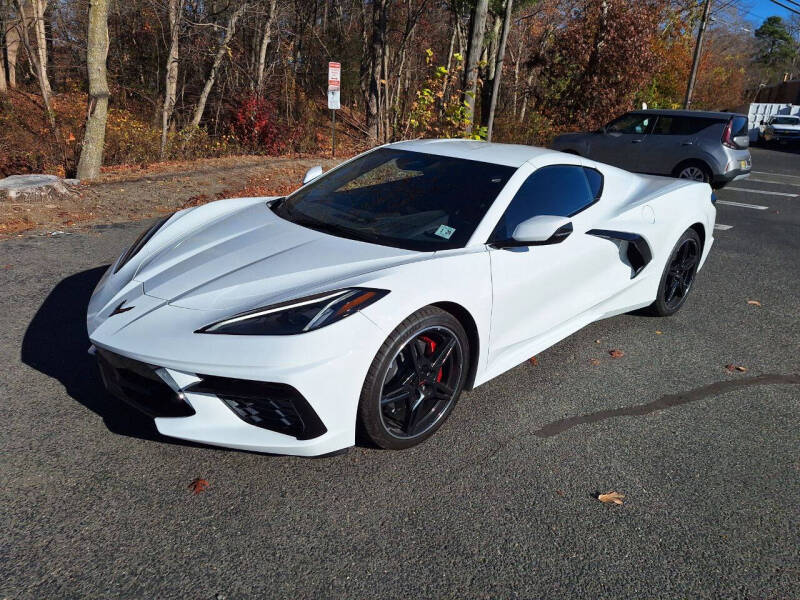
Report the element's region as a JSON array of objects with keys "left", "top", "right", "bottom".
[{"left": 88, "top": 140, "right": 716, "bottom": 456}]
